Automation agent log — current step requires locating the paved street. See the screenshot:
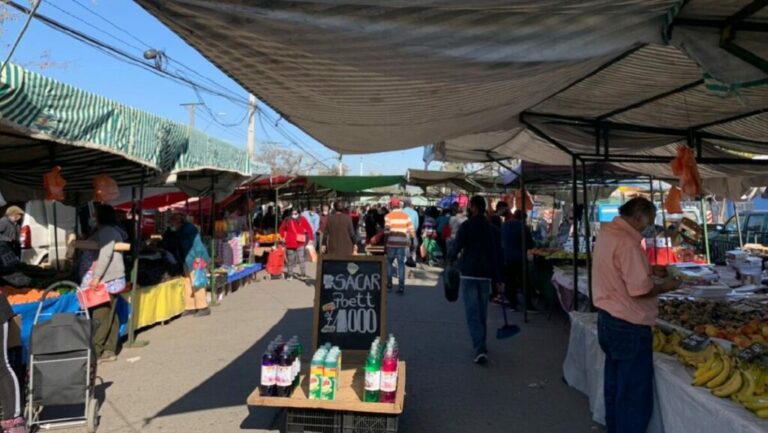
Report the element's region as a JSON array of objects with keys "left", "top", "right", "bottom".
[{"left": 93, "top": 264, "right": 601, "bottom": 432}]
